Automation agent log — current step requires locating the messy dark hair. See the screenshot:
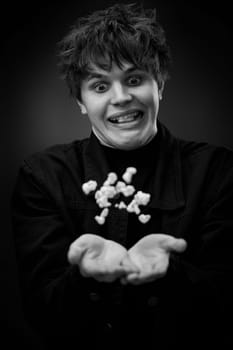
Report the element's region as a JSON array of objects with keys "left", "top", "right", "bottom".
[{"left": 57, "top": 3, "right": 172, "bottom": 101}]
